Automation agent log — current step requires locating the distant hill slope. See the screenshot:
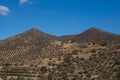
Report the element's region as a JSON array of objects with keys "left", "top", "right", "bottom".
[
  {"left": 0, "top": 27, "right": 120, "bottom": 63},
  {"left": 0, "top": 28, "right": 55, "bottom": 43},
  {"left": 0, "top": 28, "right": 56, "bottom": 63},
  {"left": 0, "top": 28, "right": 120, "bottom": 62},
  {"left": 0, "top": 27, "right": 120, "bottom": 44},
  {"left": 60, "top": 27, "right": 120, "bottom": 43}
]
